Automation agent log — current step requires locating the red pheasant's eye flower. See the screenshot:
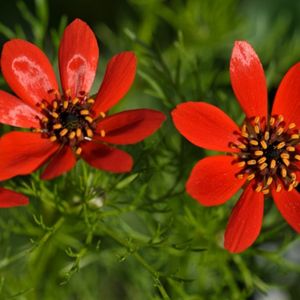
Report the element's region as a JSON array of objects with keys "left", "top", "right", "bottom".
[
  {"left": 232, "top": 115, "right": 300, "bottom": 193},
  {"left": 0, "top": 19, "right": 165, "bottom": 180},
  {"left": 172, "top": 41, "right": 300, "bottom": 253}
]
